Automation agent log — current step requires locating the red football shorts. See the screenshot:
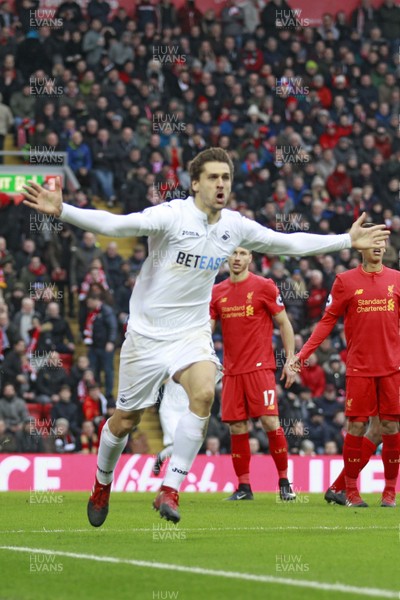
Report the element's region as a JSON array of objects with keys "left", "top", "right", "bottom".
[
  {"left": 345, "top": 372, "right": 400, "bottom": 422},
  {"left": 221, "top": 369, "right": 278, "bottom": 422}
]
